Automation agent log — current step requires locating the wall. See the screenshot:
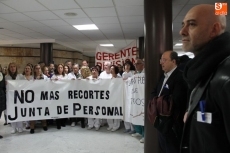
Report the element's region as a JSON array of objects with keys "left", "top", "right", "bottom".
[
  {"left": 0, "top": 47, "right": 93, "bottom": 73},
  {"left": 0, "top": 47, "right": 40, "bottom": 73},
  {"left": 89, "top": 57, "right": 95, "bottom": 67}
]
